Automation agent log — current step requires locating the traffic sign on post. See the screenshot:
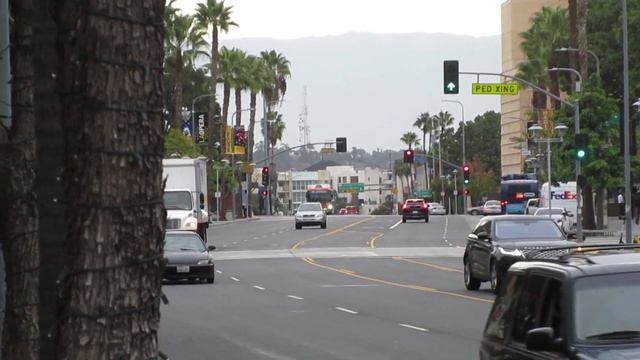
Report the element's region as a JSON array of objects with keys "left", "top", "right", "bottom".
[
  {"left": 471, "top": 83, "right": 520, "bottom": 95},
  {"left": 412, "top": 189, "right": 433, "bottom": 198},
  {"left": 443, "top": 60, "right": 459, "bottom": 94}
]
